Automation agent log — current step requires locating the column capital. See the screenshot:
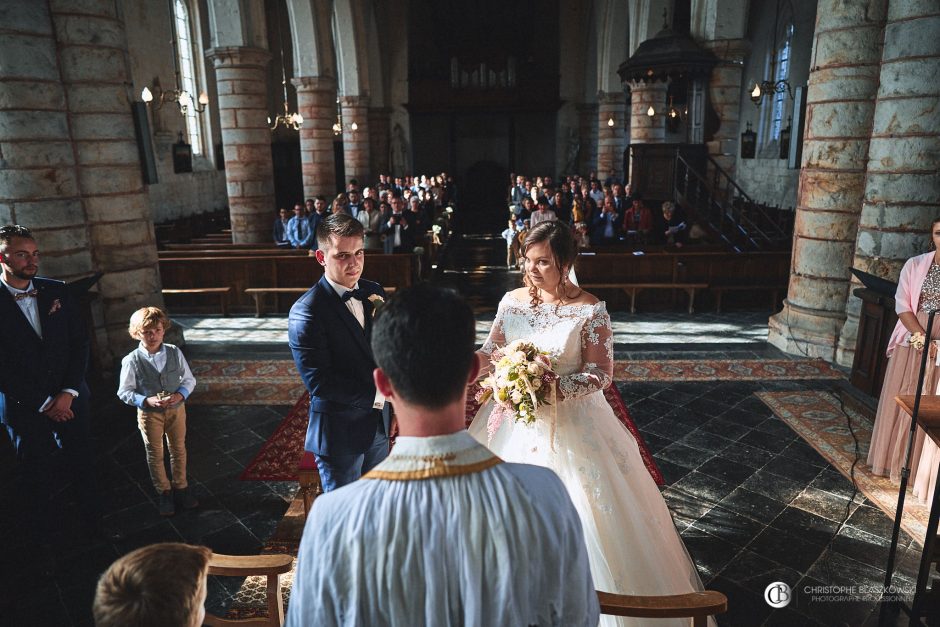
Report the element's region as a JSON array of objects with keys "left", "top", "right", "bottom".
[
  {"left": 627, "top": 79, "right": 669, "bottom": 93},
  {"left": 339, "top": 94, "right": 371, "bottom": 107},
  {"left": 292, "top": 75, "right": 337, "bottom": 93},
  {"left": 205, "top": 46, "right": 271, "bottom": 69}
]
